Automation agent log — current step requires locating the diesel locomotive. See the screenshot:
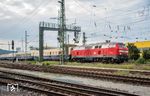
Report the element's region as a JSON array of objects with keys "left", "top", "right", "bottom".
[{"left": 71, "top": 42, "right": 128, "bottom": 63}]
